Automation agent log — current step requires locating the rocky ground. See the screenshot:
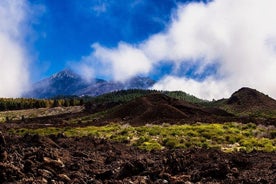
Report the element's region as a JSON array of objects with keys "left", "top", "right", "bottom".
[
  {"left": 0, "top": 132, "right": 275, "bottom": 184},
  {"left": 0, "top": 90, "right": 276, "bottom": 183}
]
